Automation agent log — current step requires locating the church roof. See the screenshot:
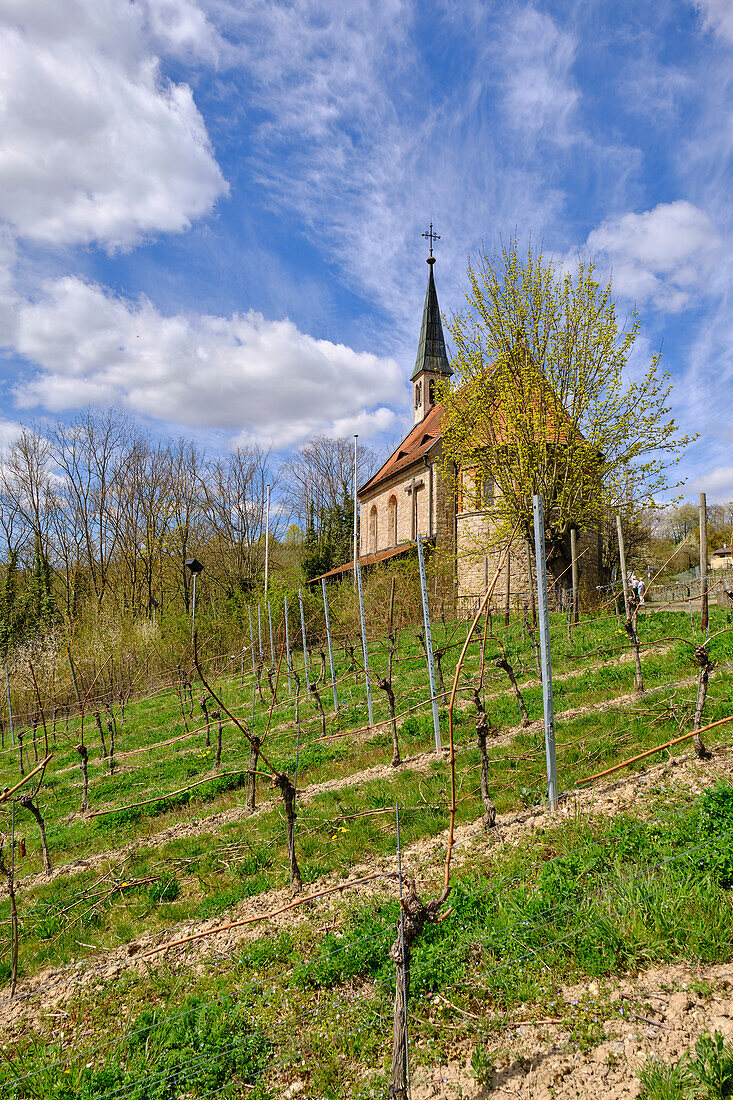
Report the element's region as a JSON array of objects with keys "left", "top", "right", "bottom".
[
  {"left": 410, "top": 259, "right": 452, "bottom": 381},
  {"left": 359, "top": 403, "right": 443, "bottom": 496}
]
